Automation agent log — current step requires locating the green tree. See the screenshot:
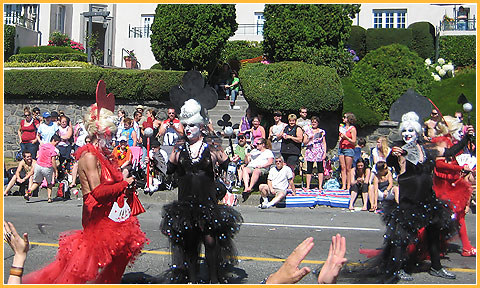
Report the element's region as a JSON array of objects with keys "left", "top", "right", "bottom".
[
  {"left": 262, "top": 4, "right": 360, "bottom": 62},
  {"left": 4, "top": 25, "right": 15, "bottom": 60},
  {"left": 150, "top": 4, "right": 237, "bottom": 72}
]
